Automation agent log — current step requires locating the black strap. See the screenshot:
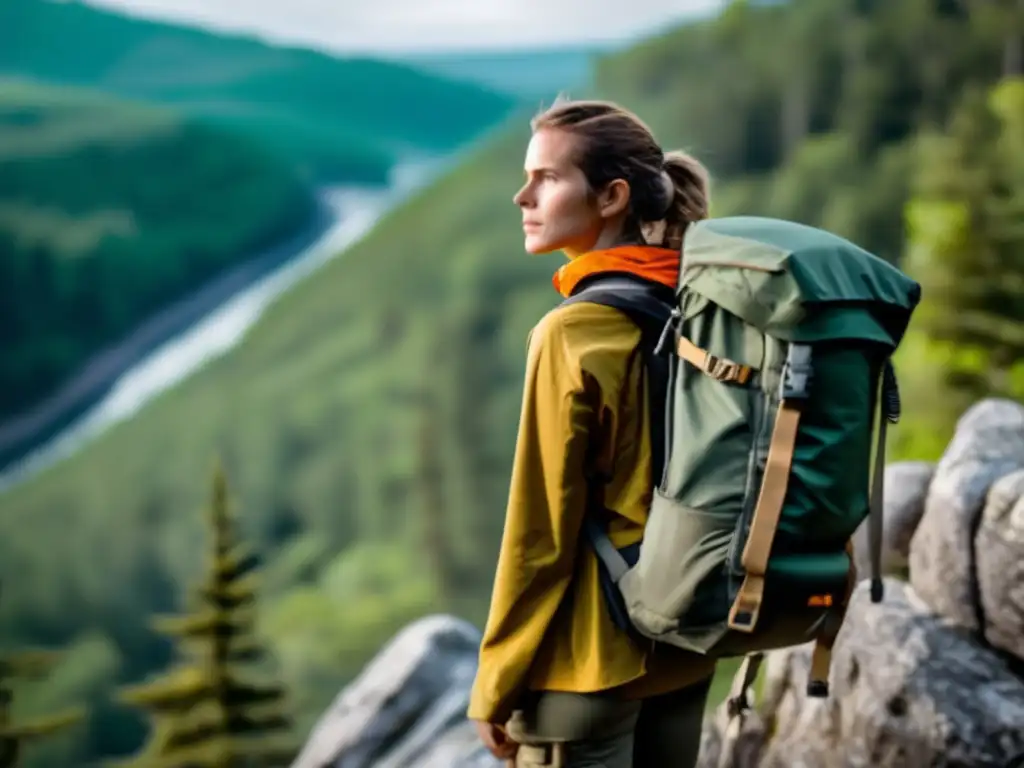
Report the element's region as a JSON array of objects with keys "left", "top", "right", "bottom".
[
  {"left": 560, "top": 272, "right": 675, "bottom": 487},
  {"left": 869, "top": 359, "right": 901, "bottom": 603},
  {"left": 560, "top": 273, "right": 676, "bottom": 633},
  {"left": 562, "top": 272, "right": 675, "bottom": 331}
]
